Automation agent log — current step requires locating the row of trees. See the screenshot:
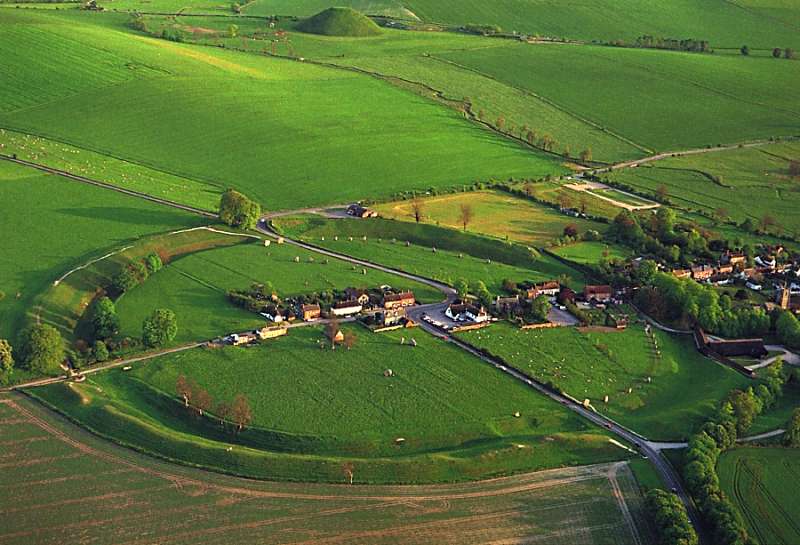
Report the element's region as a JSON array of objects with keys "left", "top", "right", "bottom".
[
  {"left": 176, "top": 375, "right": 252, "bottom": 432},
  {"left": 111, "top": 252, "right": 163, "bottom": 295},
  {"left": 643, "top": 489, "right": 698, "bottom": 545},
  {"left": 742, "top": 45, "right": 795, "bottom": 59},
  {"left": 476, "top": 112, "right": 591, "bottom": 161},
  {"left": 633, "top": 35, "right": 710, "bottom": 53},
  {"left": 682, "top": 361, "right": 789, "bottom": 545},
  {"left": 635, "top": 272, "right": 770, "bottom": 337}
]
